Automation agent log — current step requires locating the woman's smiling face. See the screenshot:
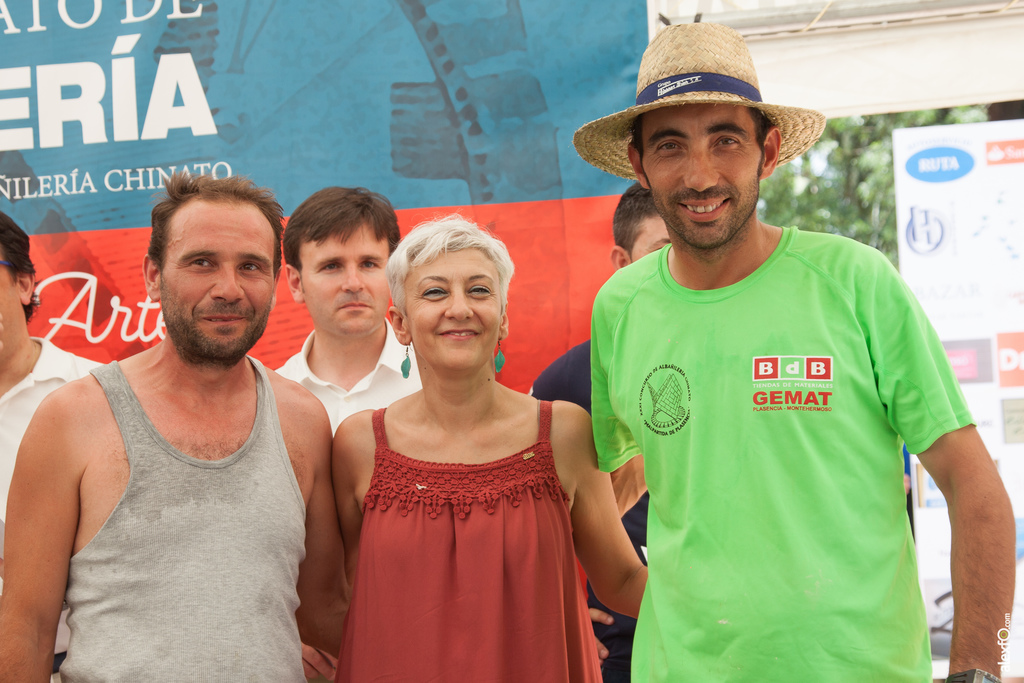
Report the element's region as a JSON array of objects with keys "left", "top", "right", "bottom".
[{"left": 392, "top": 248, "right": 508, "bottom": 376}]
